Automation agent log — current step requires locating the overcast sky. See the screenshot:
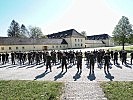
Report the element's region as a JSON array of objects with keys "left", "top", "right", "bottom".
[{"left": 0, "top": 0, "right": 133, "bottom": 37}]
